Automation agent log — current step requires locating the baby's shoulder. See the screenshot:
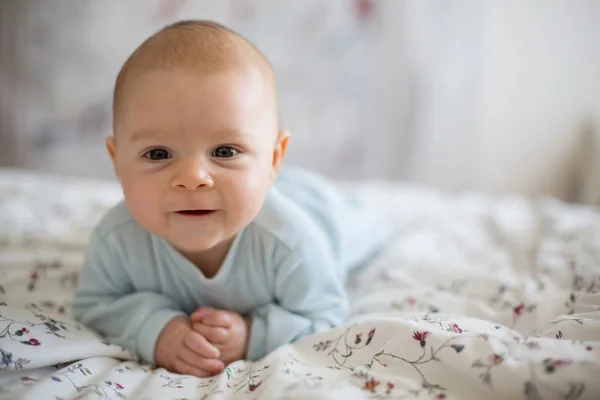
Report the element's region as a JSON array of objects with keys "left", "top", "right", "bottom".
[
  {"left": 92, "top": 200, "right": 148, "bottom": 244},
  {"left": 249, "top": 188, "right": 324, "bottom": 251}
]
